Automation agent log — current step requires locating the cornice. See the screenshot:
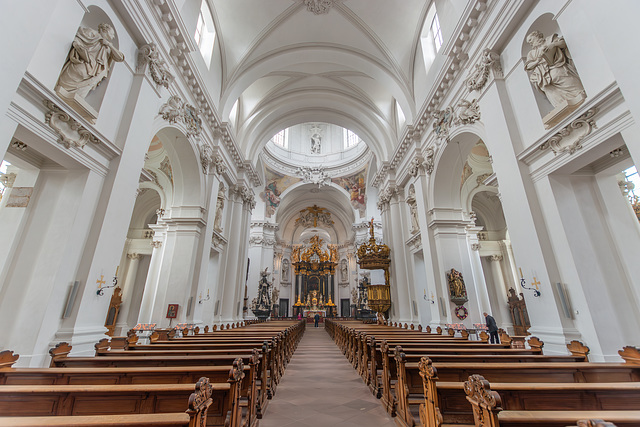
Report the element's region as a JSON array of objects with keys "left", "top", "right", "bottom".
[
  {"left": 146, "top": 0, "right": 262, "bottom": 187},
  {"left": 372, "top": 0, "right": 493, "bottom": 188}
]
